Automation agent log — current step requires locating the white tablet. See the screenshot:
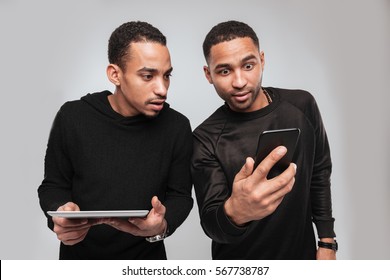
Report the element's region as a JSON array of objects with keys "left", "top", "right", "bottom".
[{"left": 47, "top": 210, "right": 149, "bottom": 218}]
